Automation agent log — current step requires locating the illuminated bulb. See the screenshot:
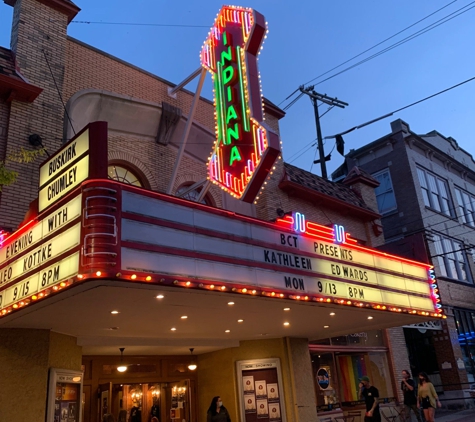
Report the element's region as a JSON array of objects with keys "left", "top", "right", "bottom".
[
  {"left": 131, "top": 274, "right": 137, "bottom": 280},
  {"left": 228, "top": 302, "right": 235, "bottom": 306},
  {"left": 60, "top": 282, "right": 66, "bottom": 287},
  {"left": 146, "top": 276, "right": 152, "bottom": 281},
  {"left": 111, "top": 310, "right": 119, "bottom": 315},
  {"left": 181, "top": 316, "right": 188, "bottom": 319},
  {"left": 225, "top": 329, "right": 230, "bottom": 333},
  {"left": 330, "top": 312, "right": 335, "bottom": 316},
  {"left": 186, "top": 281, "right": 191, "bottom": 286},
  {"left": 238, "top": 319, "right": 244, "bottom": 323},
  {"left": 171, "top": 327, "right": 177, "bottom": 331},
  {"left": 156, "top": 294, "right": 164, "bottom": 299},
  {"left": 210, "top": 285, "right": 215, "bottom": 289},
  {"left": 32, "top": 295, "right": 38, "bottom": 300},
  {"left": 368, "top": 316, "right": 373, "bottom": 320},
  {"left": 324, "top": 325, "right": 329, "bottom": 328},
  {"left": 242, "top": 288, "right": 247, "bottom": 293},
  {"left": 96, "top": 271, "right": 102, "bottom": 277},
  {"left": 283, "top": 322, "right": 290, "bottom": 326},
  {"left": 77, "top": 274, "right": 84, "bottom": 279},
  {"left": 117, "top": 366, "right": 127, "bottom": 373}
]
